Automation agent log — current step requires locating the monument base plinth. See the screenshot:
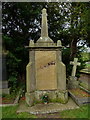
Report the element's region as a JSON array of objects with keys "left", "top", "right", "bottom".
[
  {"left": 25, "top": 92, "right": 35, "bottom": 106},
  {"left": 68, "top": 76, "right": 79, "bottom": 89},
  {"left": 25, "top": 90, "right": 68, "bottom": 106}
]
